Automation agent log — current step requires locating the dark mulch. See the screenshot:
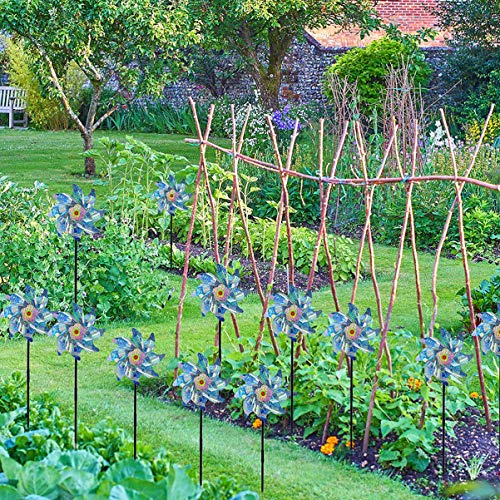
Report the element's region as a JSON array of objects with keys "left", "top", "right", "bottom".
[
  {"left": 171, "top": 241, "right": 334, "bottom": 292},
  {"left": 147, "top": 383, "right": 499, "bottom": 498}
]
